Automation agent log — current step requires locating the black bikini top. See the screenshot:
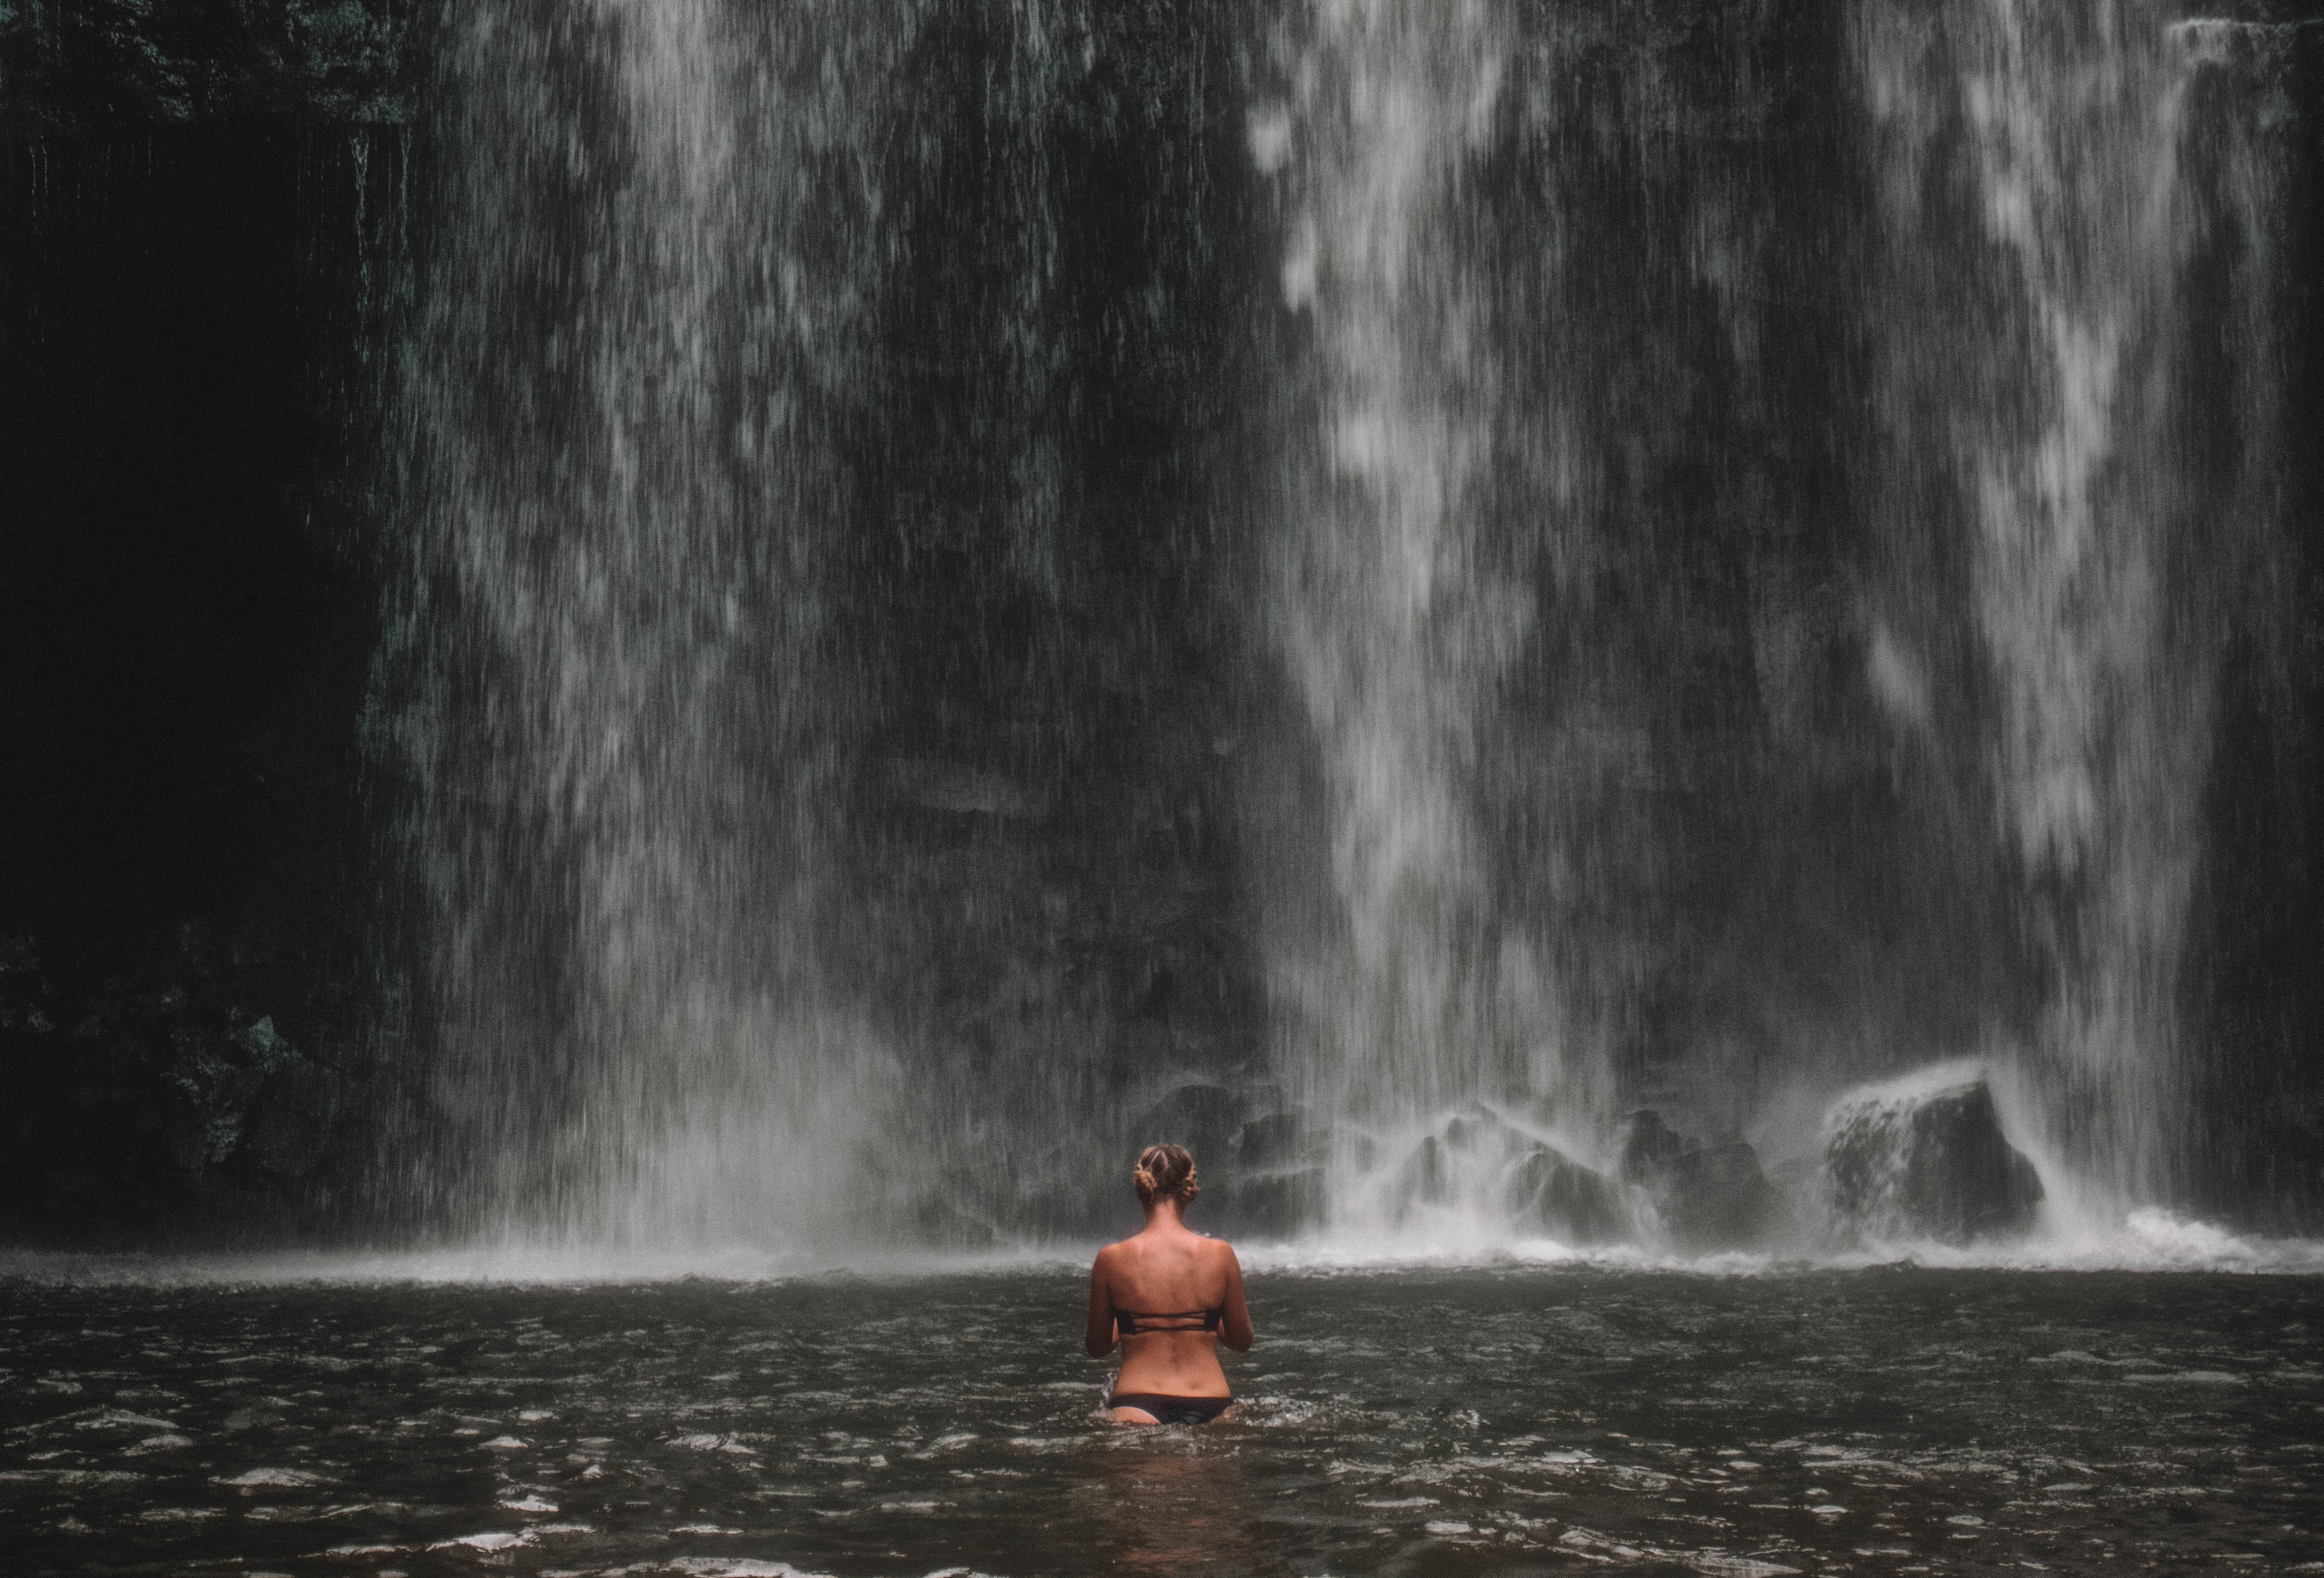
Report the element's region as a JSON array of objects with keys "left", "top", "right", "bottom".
[{"left": 1115, "top": 1304, "right": 1222, "bottom": 1337}]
